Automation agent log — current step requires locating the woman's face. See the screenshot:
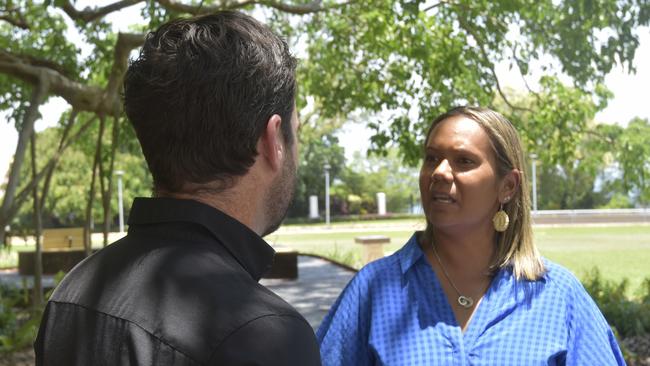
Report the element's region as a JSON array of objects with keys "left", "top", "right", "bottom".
[{"left": 419, "top": 115, "right": 503, "bottom": 232}]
